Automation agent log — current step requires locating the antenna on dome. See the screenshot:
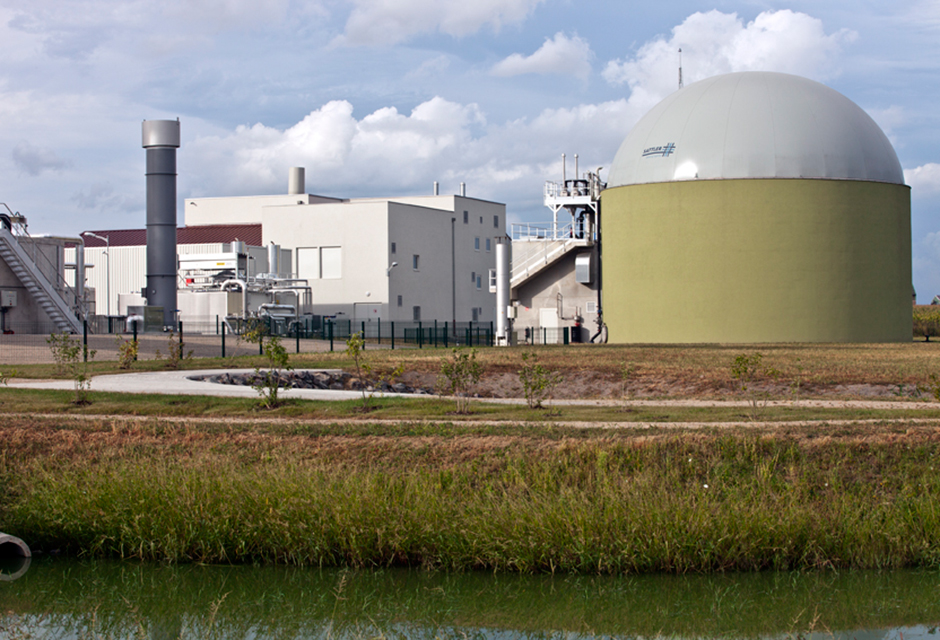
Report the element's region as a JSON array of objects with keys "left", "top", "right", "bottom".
[{"left": 678, "top": 48, "right": 684, "bottom": 89}]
